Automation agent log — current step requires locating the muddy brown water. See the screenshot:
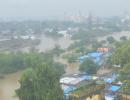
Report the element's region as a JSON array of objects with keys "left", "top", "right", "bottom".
[
  {"left": 2, "top": 31, "right": 126, "bottom": 100},
  {"left": 1, "top": 31, "right": 128, "bottom": 100},
  {"left": 38, "top": 34, "right": 73, "bottom": 52},
  {"left": 0, "top": 35, "right": 73, "bottom": 100},
  {"left": 0, "top": 71, "right": 23, "bottom": 100}
]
